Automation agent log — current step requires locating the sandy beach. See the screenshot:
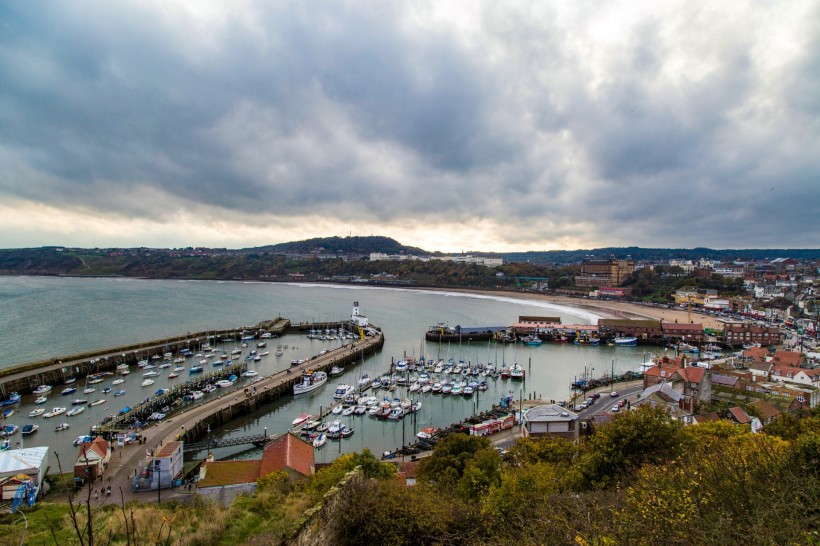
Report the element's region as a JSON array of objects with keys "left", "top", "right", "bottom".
[{"left": 430, "top": 288, "right": 724, "bottom": 330}]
